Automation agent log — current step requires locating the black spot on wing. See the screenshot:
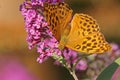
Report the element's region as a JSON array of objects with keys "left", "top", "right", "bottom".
[
  {"left": 78, "top": 31, "right": 80, "bottom": 36},
  {"left": 94, "top": 42, "right": 97, "bottom": 45},
  {"left": 87, "top": 43, "right": 91, "bottom": 46},
  {"left": 82, "top": 46, "right": 87, "bottom": 50},
  {"left": 92, "top": 39, "right": 96, "bottom": 42},
  {"left": 86, "top": 37, "right": 91, "bottom": 40},
  {"left": 87, "top": 48, "right": 93, "bottom": 52},
  {"left": 82, "top": 41, "right": 87, "bottom": 44},
  {"left": 87, "top": 29, "right": 90, "bottom": 31},
  {"left": 53, "top": 29, "right": 57, "bottom": 35},
  {"left": 83, "top": 22, "right": 87, "bottom": 26},
  {"left": 74, "top": 45, "right": 81, "bottom": 49},
  {"left": 56, "top": 16, "right": 58, "bottom": 21},
  {"left": 80, "top": 21, "right": 82, "bottom": 24},
  {"left": 92, "top": 46, "right": 96, "bottom": 48}
]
